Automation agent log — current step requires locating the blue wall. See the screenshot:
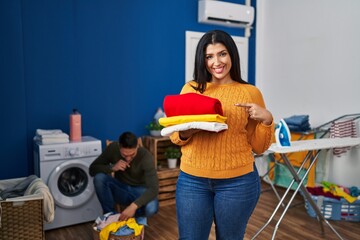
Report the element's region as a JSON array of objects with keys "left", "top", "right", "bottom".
[{"left": 0, "top": 0, "right": 255, "bottom": 180}]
